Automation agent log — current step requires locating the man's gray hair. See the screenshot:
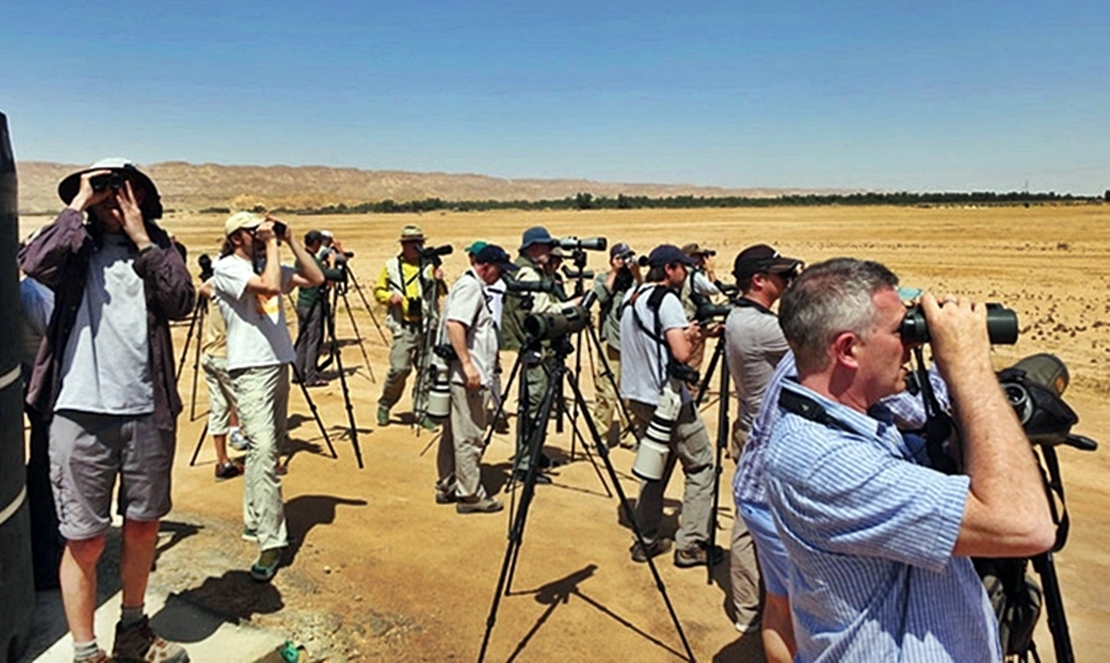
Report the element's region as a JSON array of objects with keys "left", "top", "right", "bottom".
[{"left": 779, "top": 258, "right": 900, "bottom": 374}]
